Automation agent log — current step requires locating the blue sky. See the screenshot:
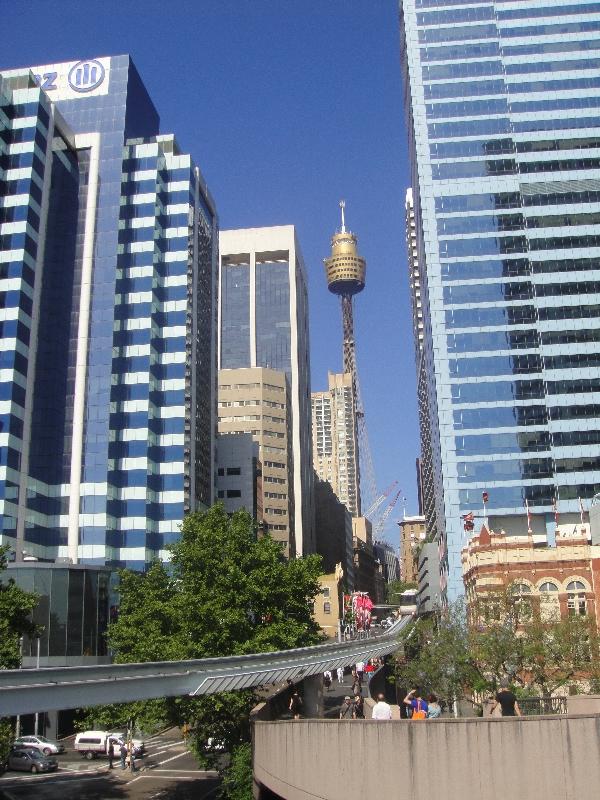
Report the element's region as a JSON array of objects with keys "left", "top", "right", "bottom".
[{"left": 5, "top": 0, "right": 418, "bottom": 544}]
